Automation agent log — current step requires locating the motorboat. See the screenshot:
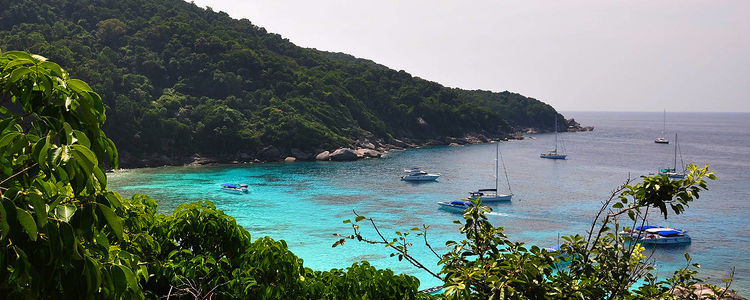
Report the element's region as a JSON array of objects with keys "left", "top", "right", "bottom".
[
  {"left": 401, "top": 167, "right": 440, "bottom": 181},
  {"left": 220, "top": 183, "right": 249, "bottom": 194},
  {"left": 468, "top": 142, "right": 513, "bottom": 202},
  {"left": 540, "top": 114, "right": 567, "bottom": 159},
  {"left": 620, "top": 225, "right": 691, "bottom": 245},
  {"left": 438, "top": 200, "right": 473, "bottom": 212}
]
